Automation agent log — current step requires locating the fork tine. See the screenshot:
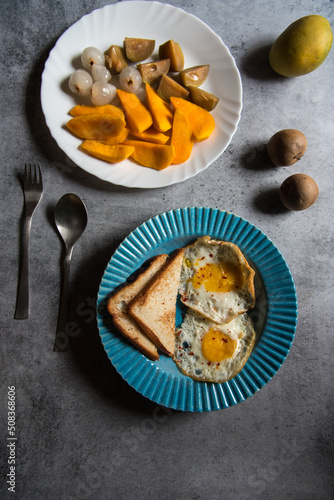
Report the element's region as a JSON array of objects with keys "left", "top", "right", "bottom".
[
  {"left": 37, "top": 163, "right": 43, "bottom": 189},
  {"left": 32, "top": 164, "right": 37, "bottom": 183},
  {"left": 24, "top": 163, "right": 43, "bottom": 189},
  {"left": 28, "top": 163, "right": 33, "bottom": 186},
  {"left": 24, "top": 163, "right": 29, "bottom": 187}
]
